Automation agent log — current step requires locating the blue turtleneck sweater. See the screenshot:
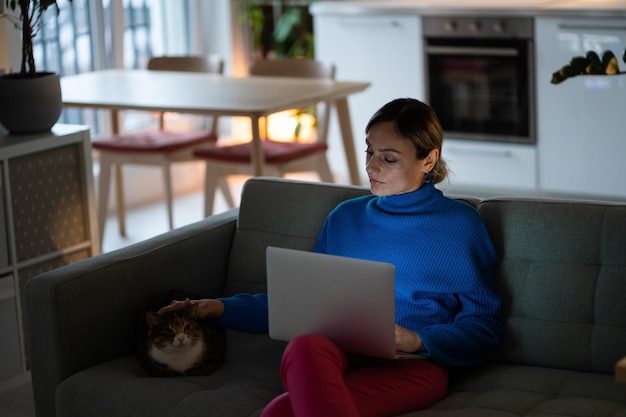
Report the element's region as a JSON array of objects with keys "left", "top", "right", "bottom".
[{"left": 218, "top": 181, "right": 502, "bottom": 366}]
